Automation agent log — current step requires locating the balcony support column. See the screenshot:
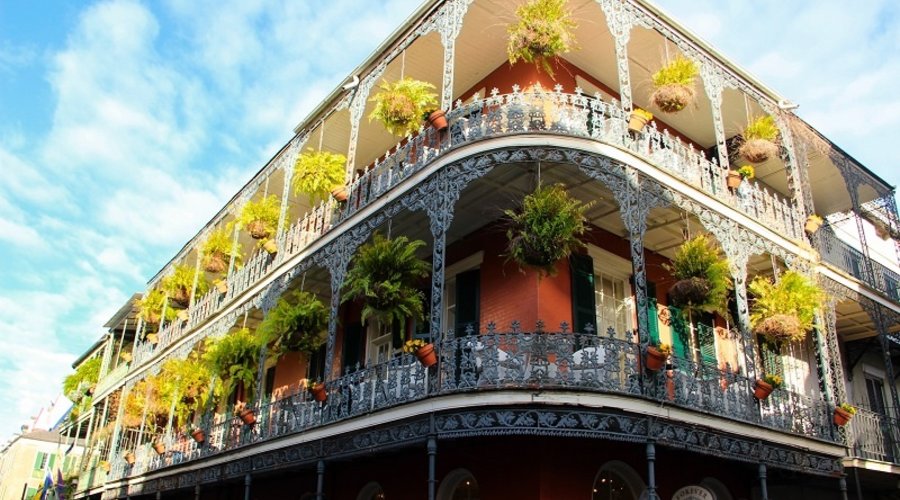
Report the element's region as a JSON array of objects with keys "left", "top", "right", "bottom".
[
  {"left": 194, "top": 484, "right": 201, "bottom": 500},
  {"left": 243, "top": 473, "right": 251, "bottom": 500},
  {"left": 700, "top": 64, "right": 729, "bottom": 170},
  {"left": 818, "top": 300, "right": 847, "bottom": 405},
  {"left": 758, "top": 463, "right": 769, "bottom": 500},
  {"left": 427, "top": 435, "right": 437, "bottom": 500},
  {"left": 838, "top": 475, "right": 848, "bottom": 500},
  {"left": 436, "top": 0, "right": 472, "bottom": 111},
  {"left": 424, "top": 176, "right": 456, "bottom": 342},
  {"left": 321, "top": 234, "right": 359, "bottom": 383},
  {"left": 772, "top": 112, "right": 809, "bottom": 228},
  {"left": 275, "top": 138, "right": 301, "bottom": 257},
  {"left": 876, "top": 311, "right": 900, "bottom": 412},
  {"left": 617, "top": 171, "right": 655, "bottom": 343},
  {"left": 316, "top": 459, "right": 326, "bottom": 500},
  {"left": 645, "top": 440, "right": 658, "bottom": 500},
  {"left": 597, "top": 0, "right": 641, "bottom": 111}
]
